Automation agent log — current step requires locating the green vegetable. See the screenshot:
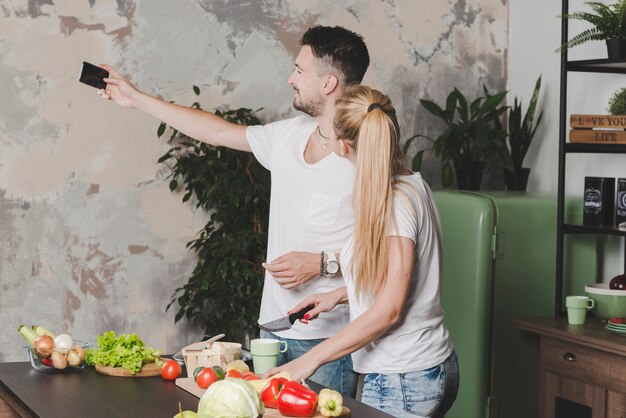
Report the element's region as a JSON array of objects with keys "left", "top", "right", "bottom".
[
  {"left": 212, "top": 365, "right": 225, "bottom": 380},
  {"left": 32, "top": 325, "right": 56, "bottom": 339},
  {"left": 85, "top": 331, "right": 162, "bottom": 374},
  {"left": 198, "top": 378, "right": 264, "bottom": 418},
  {"left": 18, "top": 324, "right": 38, "bottom": 346}
]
